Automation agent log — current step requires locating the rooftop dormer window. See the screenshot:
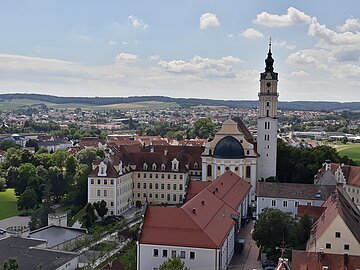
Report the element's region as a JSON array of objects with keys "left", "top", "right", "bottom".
[
  {"left": 194, "top": 162, "right": 198, "bottom": 169},
  {"left": 152, "top": 163, "right": 157, "bottom": 170},
  {"left": 143, "top": 163, "right": 148, "bottom": 170},
  {"left": 171, "top": 158, "right": 179, "bottom": 171},
  {"left": 161, "top": 164, "right": 166, "bottom": 171}
]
